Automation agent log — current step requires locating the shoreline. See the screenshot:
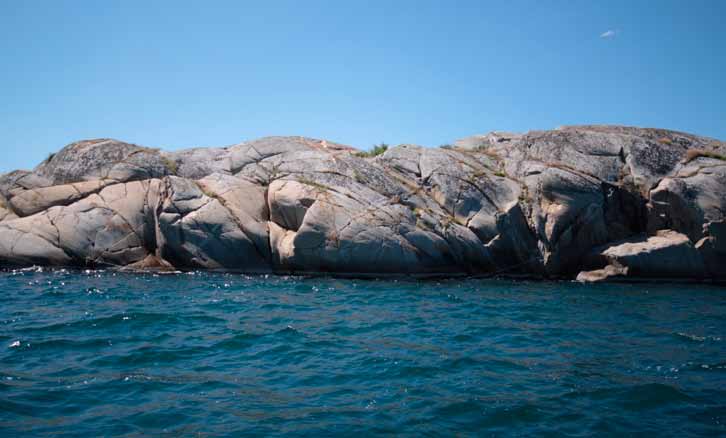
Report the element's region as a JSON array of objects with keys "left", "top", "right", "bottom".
[{"left": 4, "top": 265, "right": 726, "bottom": 286}]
